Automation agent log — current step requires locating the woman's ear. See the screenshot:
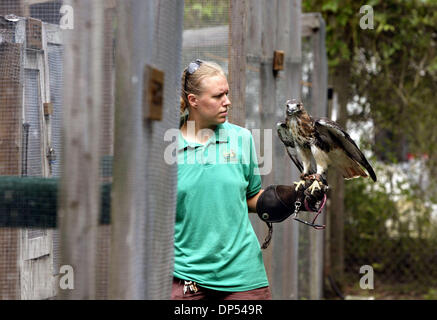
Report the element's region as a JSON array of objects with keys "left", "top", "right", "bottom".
[{"left": 187, "top": 93, "right": 198, "bottom": 109}]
